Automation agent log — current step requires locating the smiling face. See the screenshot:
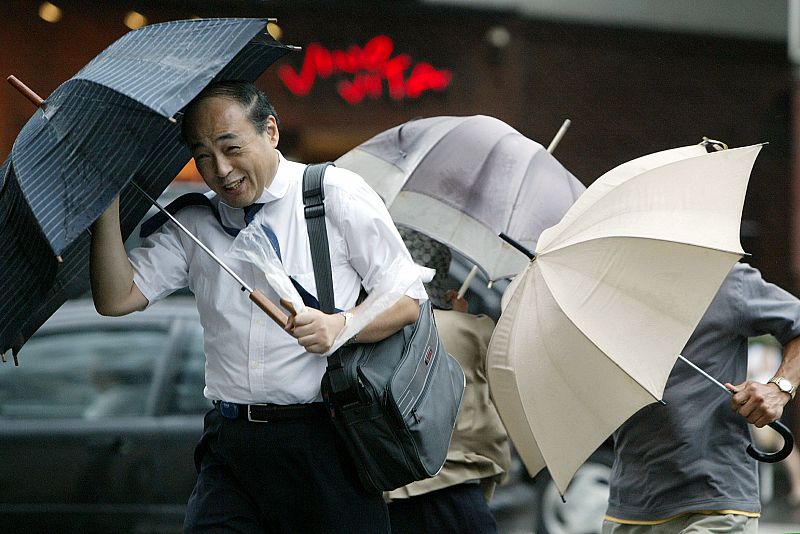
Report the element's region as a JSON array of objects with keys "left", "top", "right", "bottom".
[{"left": 185, "top": 95, "right": 279, "bottom": 208}]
